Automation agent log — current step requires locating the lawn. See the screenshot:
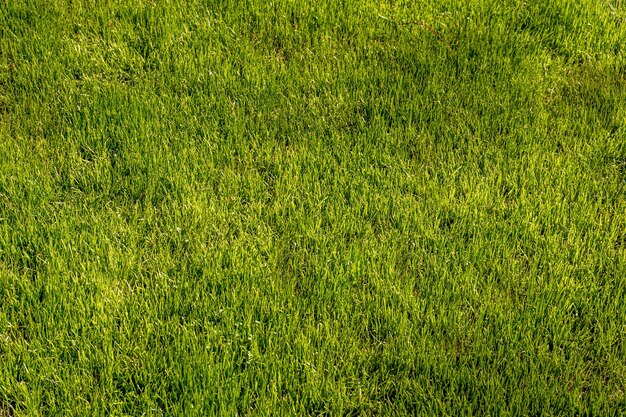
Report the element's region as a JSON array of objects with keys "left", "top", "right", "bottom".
[{"left": 1, "top": 0, "right": 625, "bottom": 415}]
